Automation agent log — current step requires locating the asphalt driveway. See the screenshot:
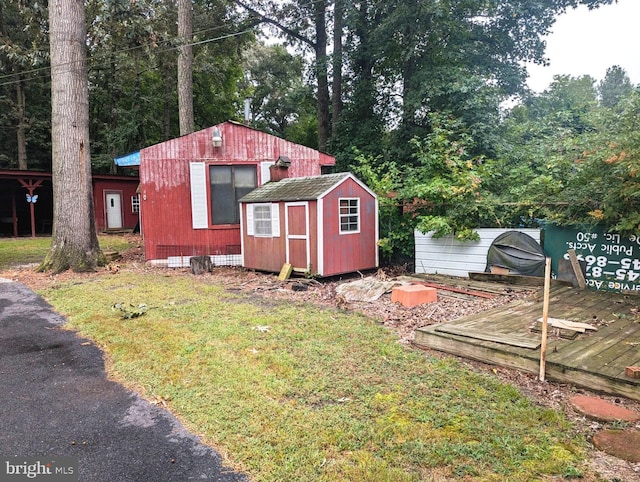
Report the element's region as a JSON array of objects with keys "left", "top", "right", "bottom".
[{"left": 0, "top": 279, "right": 248, "bottom": 482}]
